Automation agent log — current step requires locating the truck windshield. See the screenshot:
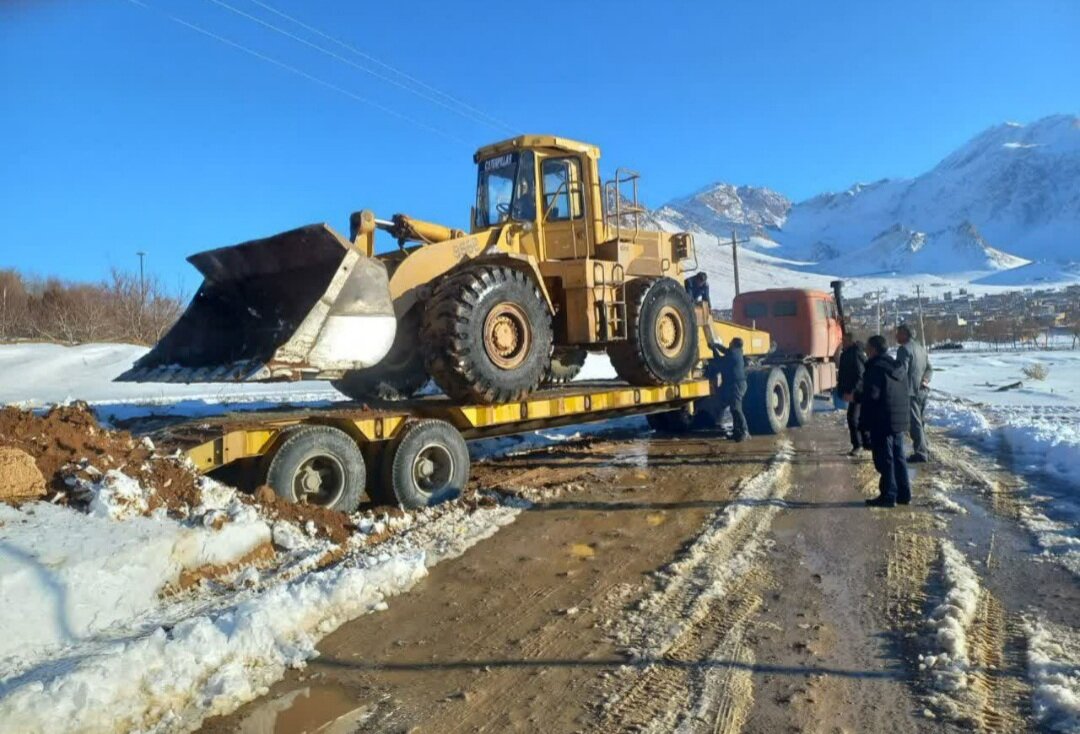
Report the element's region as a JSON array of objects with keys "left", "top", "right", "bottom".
[{"left": 476, "top": 151, "right": 536, "bottom": 228}]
